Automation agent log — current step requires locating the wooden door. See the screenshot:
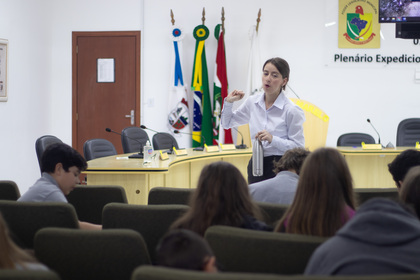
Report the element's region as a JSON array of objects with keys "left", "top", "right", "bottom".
[{"left": 72, "top": 31, "right": 140, "bottom": 156}]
